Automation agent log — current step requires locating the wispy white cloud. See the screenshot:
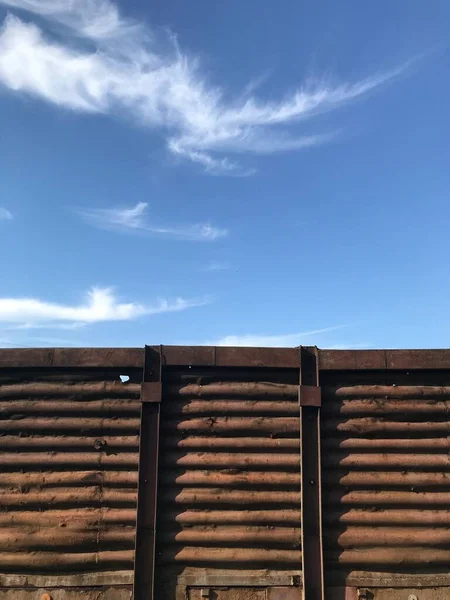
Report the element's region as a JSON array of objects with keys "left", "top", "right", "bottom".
[
  {"left": 0, "top": 207, "right": 13, "bottom": 220},
  {"left": 212, "top": 325, "right": 348, "bottom": 347},
  {"left": 0, "top": 286, "right": 210, "bottom": 328},
  {"left": 203, "top": 261, "right": 231, "bottom": 272},
  {"left": 0, "top": 0, "right": 411, "bottom": 174},
  {"left": 77, "top": 202, "right": 228, "bottom": 241}
]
